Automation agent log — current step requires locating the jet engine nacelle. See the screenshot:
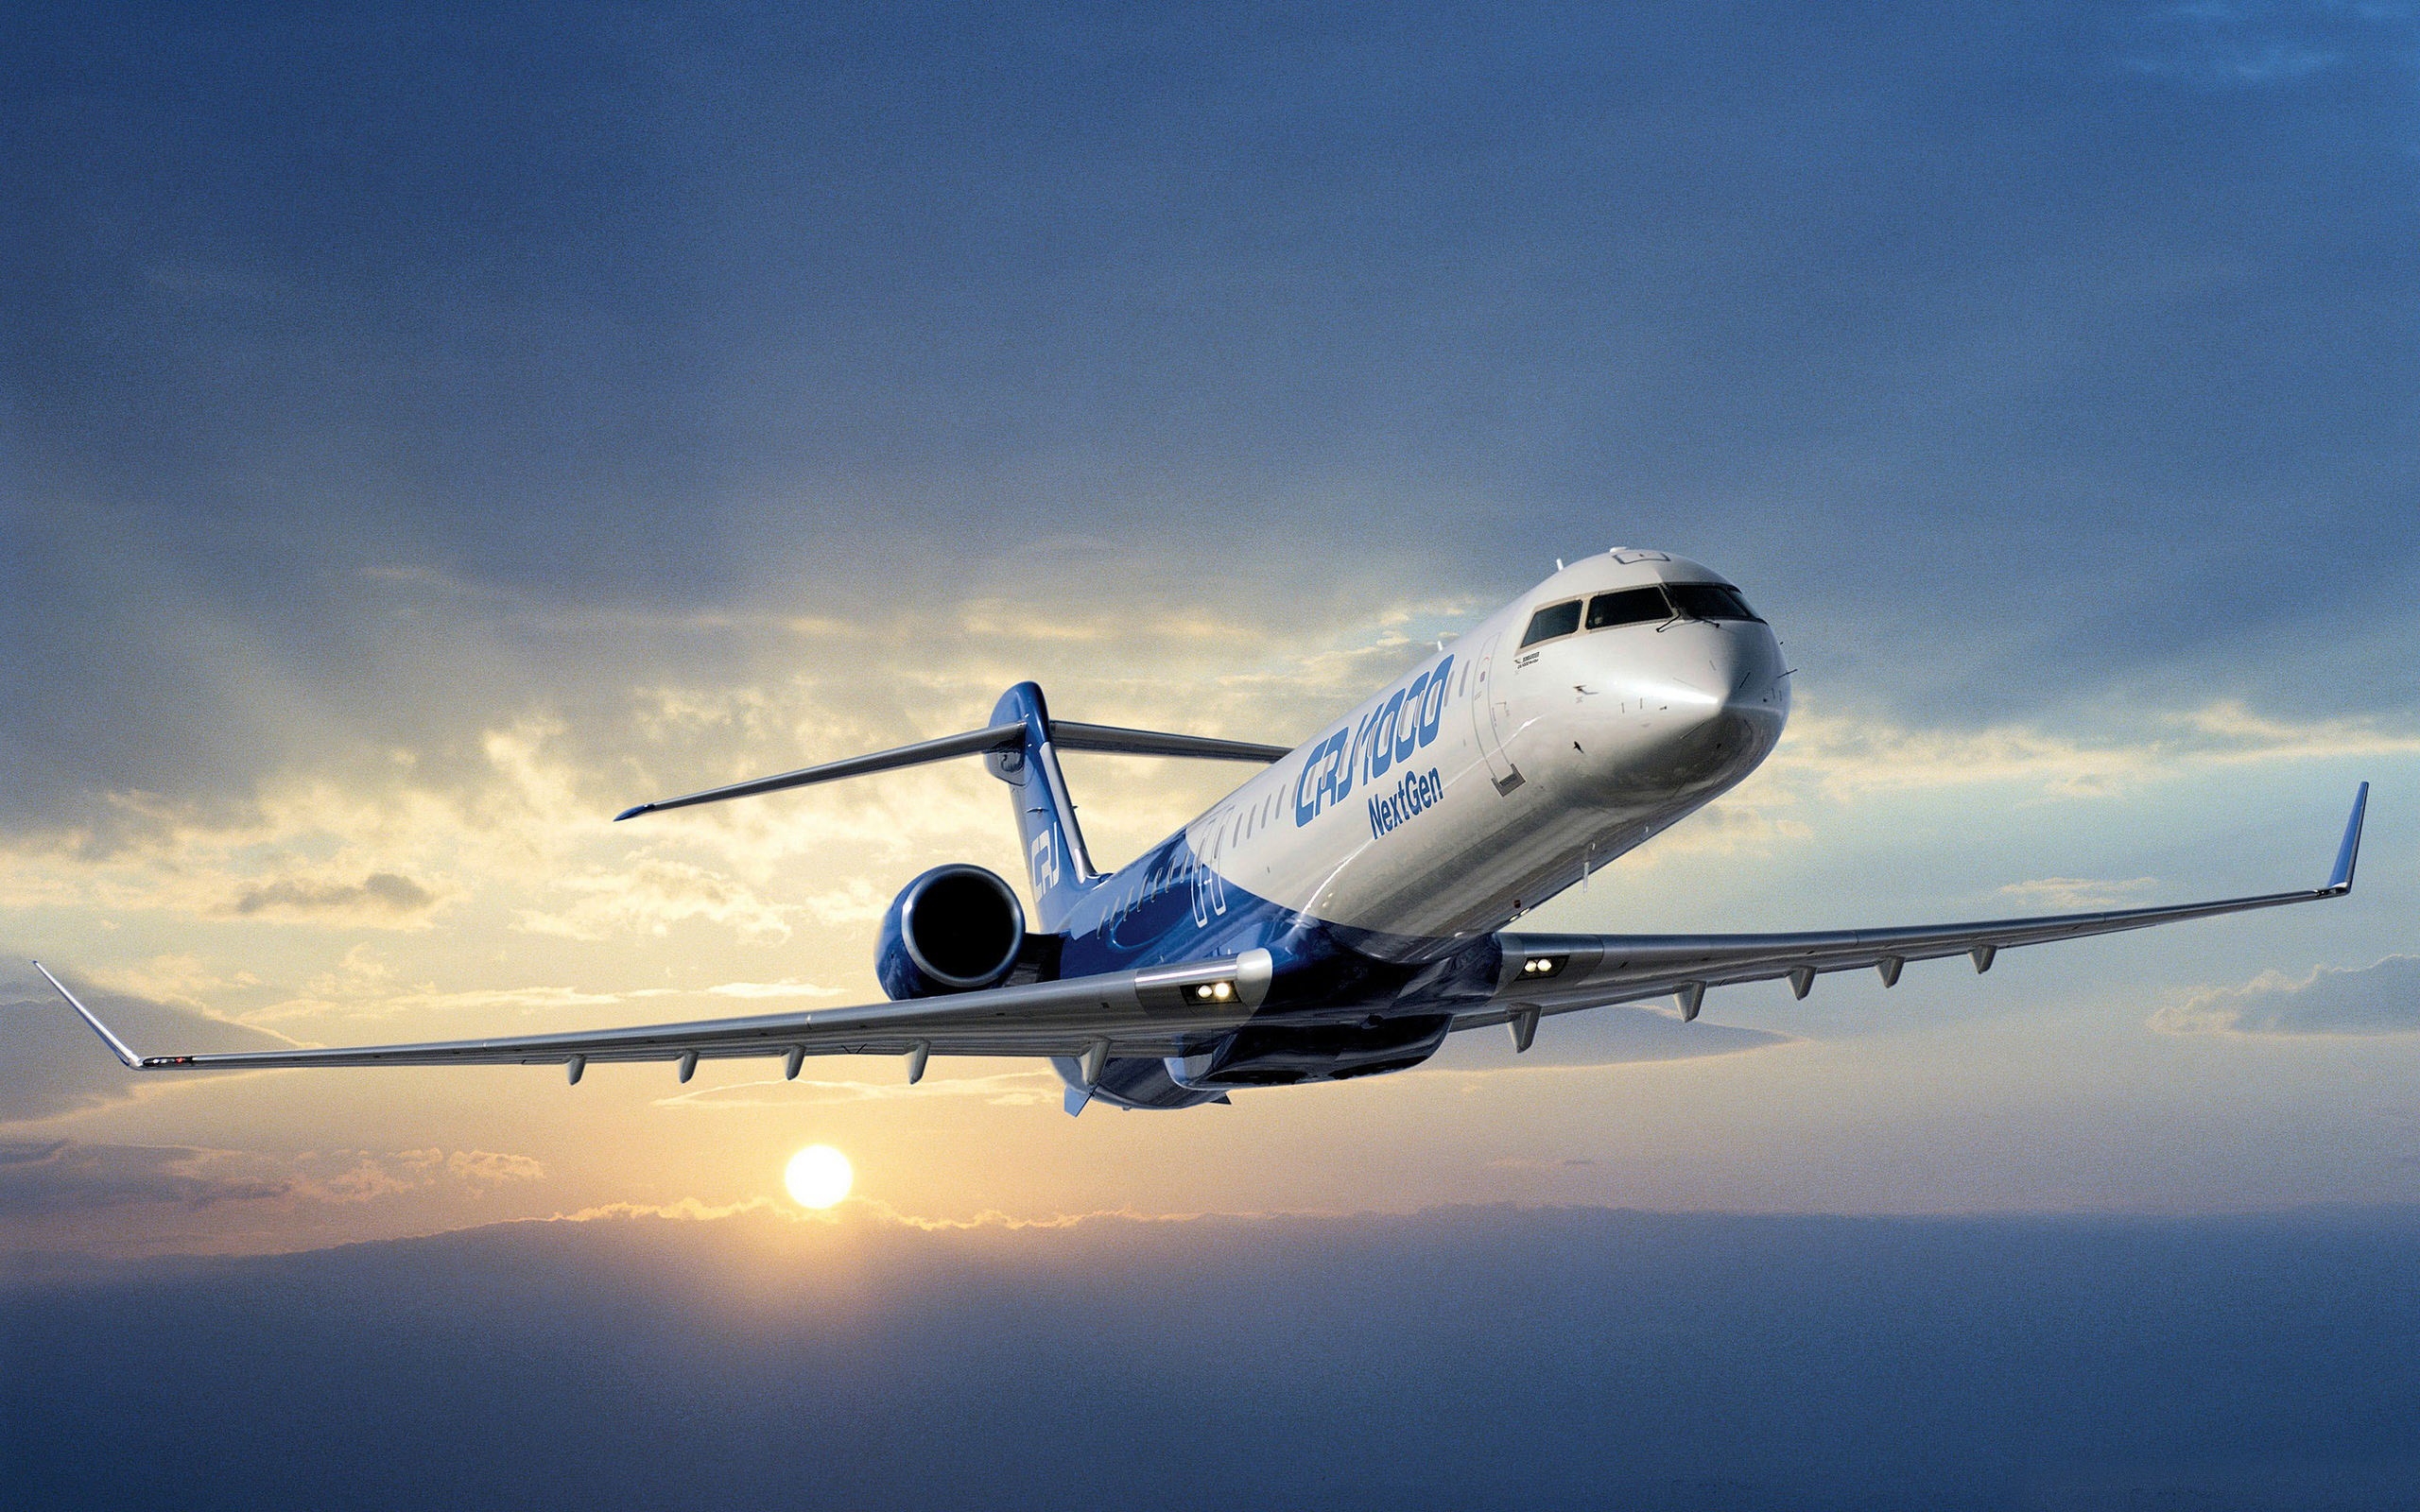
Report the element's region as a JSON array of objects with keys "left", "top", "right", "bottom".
[{"left": 875, "top": 865, "right": 1028, "bottom": 1000}]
